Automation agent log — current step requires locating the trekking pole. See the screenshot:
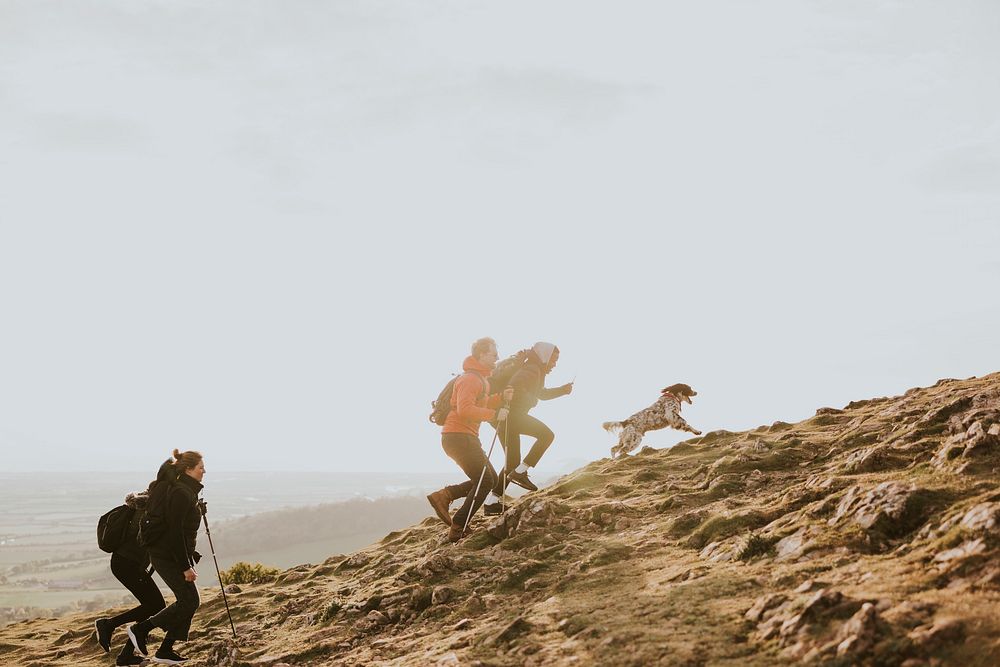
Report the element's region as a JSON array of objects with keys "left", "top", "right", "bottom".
[
  {"left": 198, "top": 500, "right": 237, "bottom": 639},
  {"left": 461, "top": 401, "right": 509, "bottom": 535},
  {"left": 500, "top": 413, "right": 510, "bottom": 515}
]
